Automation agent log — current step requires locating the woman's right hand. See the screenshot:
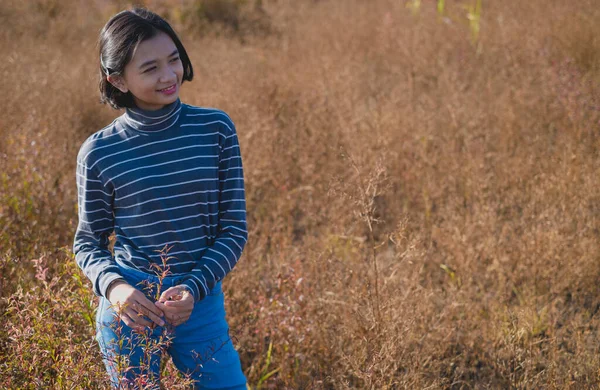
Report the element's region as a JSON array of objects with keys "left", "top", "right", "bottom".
[{"left": 107, "top": 281, "right": 165, "bottom": 330}]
